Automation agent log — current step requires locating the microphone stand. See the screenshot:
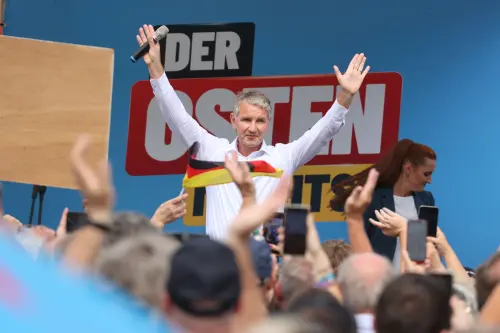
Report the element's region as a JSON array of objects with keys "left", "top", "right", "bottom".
[
  {"left": 37, "top": 186, "right": 47, "bottom": 225},
  {"left": 27, "top": 185, "right": 39, "bottom": 227}
]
